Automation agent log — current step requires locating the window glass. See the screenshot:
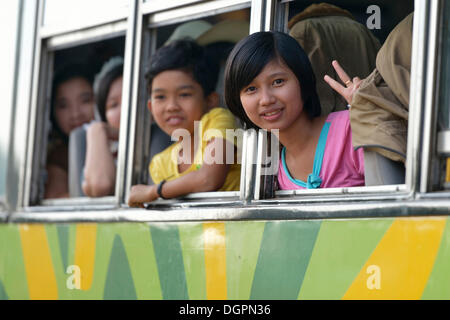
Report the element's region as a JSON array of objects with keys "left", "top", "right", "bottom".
[
  {"left": 42, "top": 36, "right": 126, "bottom": 200},
  {"left": 264, "top": 0, "right": 414, "bottom": 197},
  {"left": 43, "top": 0, "right": 129, "bottom": 28}
]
